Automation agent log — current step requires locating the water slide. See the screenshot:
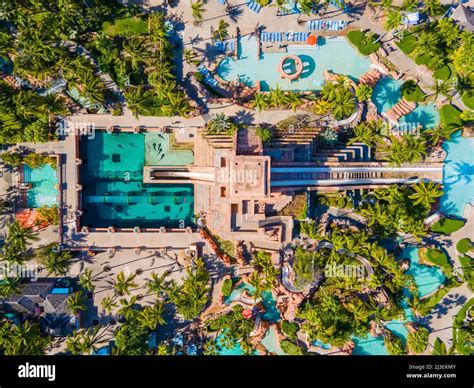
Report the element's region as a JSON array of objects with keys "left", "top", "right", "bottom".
[{"left": 271, "top": 165, "right": 442, "bottom": 188}]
